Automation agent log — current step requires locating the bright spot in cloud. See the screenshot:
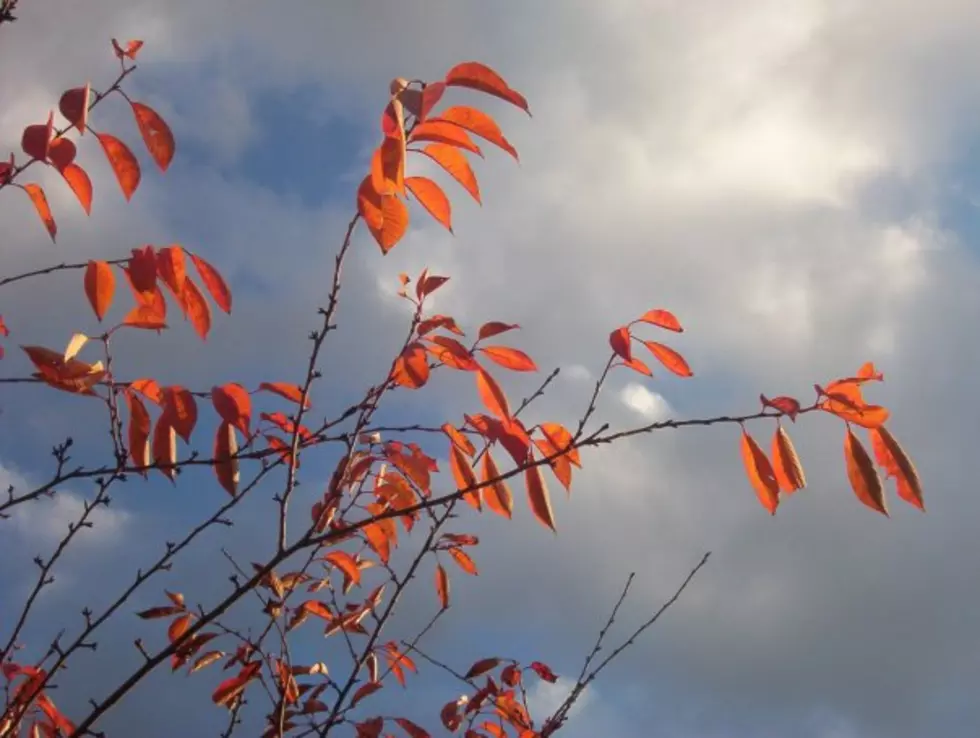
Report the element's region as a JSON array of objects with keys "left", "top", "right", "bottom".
[{"left": 619, "top": 383, "right": 672, "bottom": 421}]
